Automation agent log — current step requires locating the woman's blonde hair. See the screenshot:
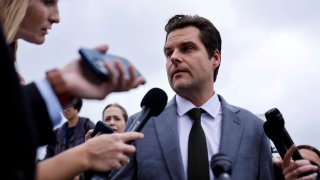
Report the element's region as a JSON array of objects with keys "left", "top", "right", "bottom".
[
  {"left": 0, "top": 0, "right": 29, "bottom": 59},
  {"left": 0, "top": 0, "right": 29, "bottom": 43}
]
